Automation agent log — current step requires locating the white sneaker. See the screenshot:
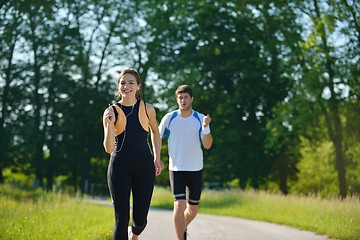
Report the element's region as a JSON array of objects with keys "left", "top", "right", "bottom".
[
  {"left": 128, "top": 226, "right": 132, "bottom": 239},
  {"left": 128, "top": 226, "right": 139, "bottom": 240}
]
